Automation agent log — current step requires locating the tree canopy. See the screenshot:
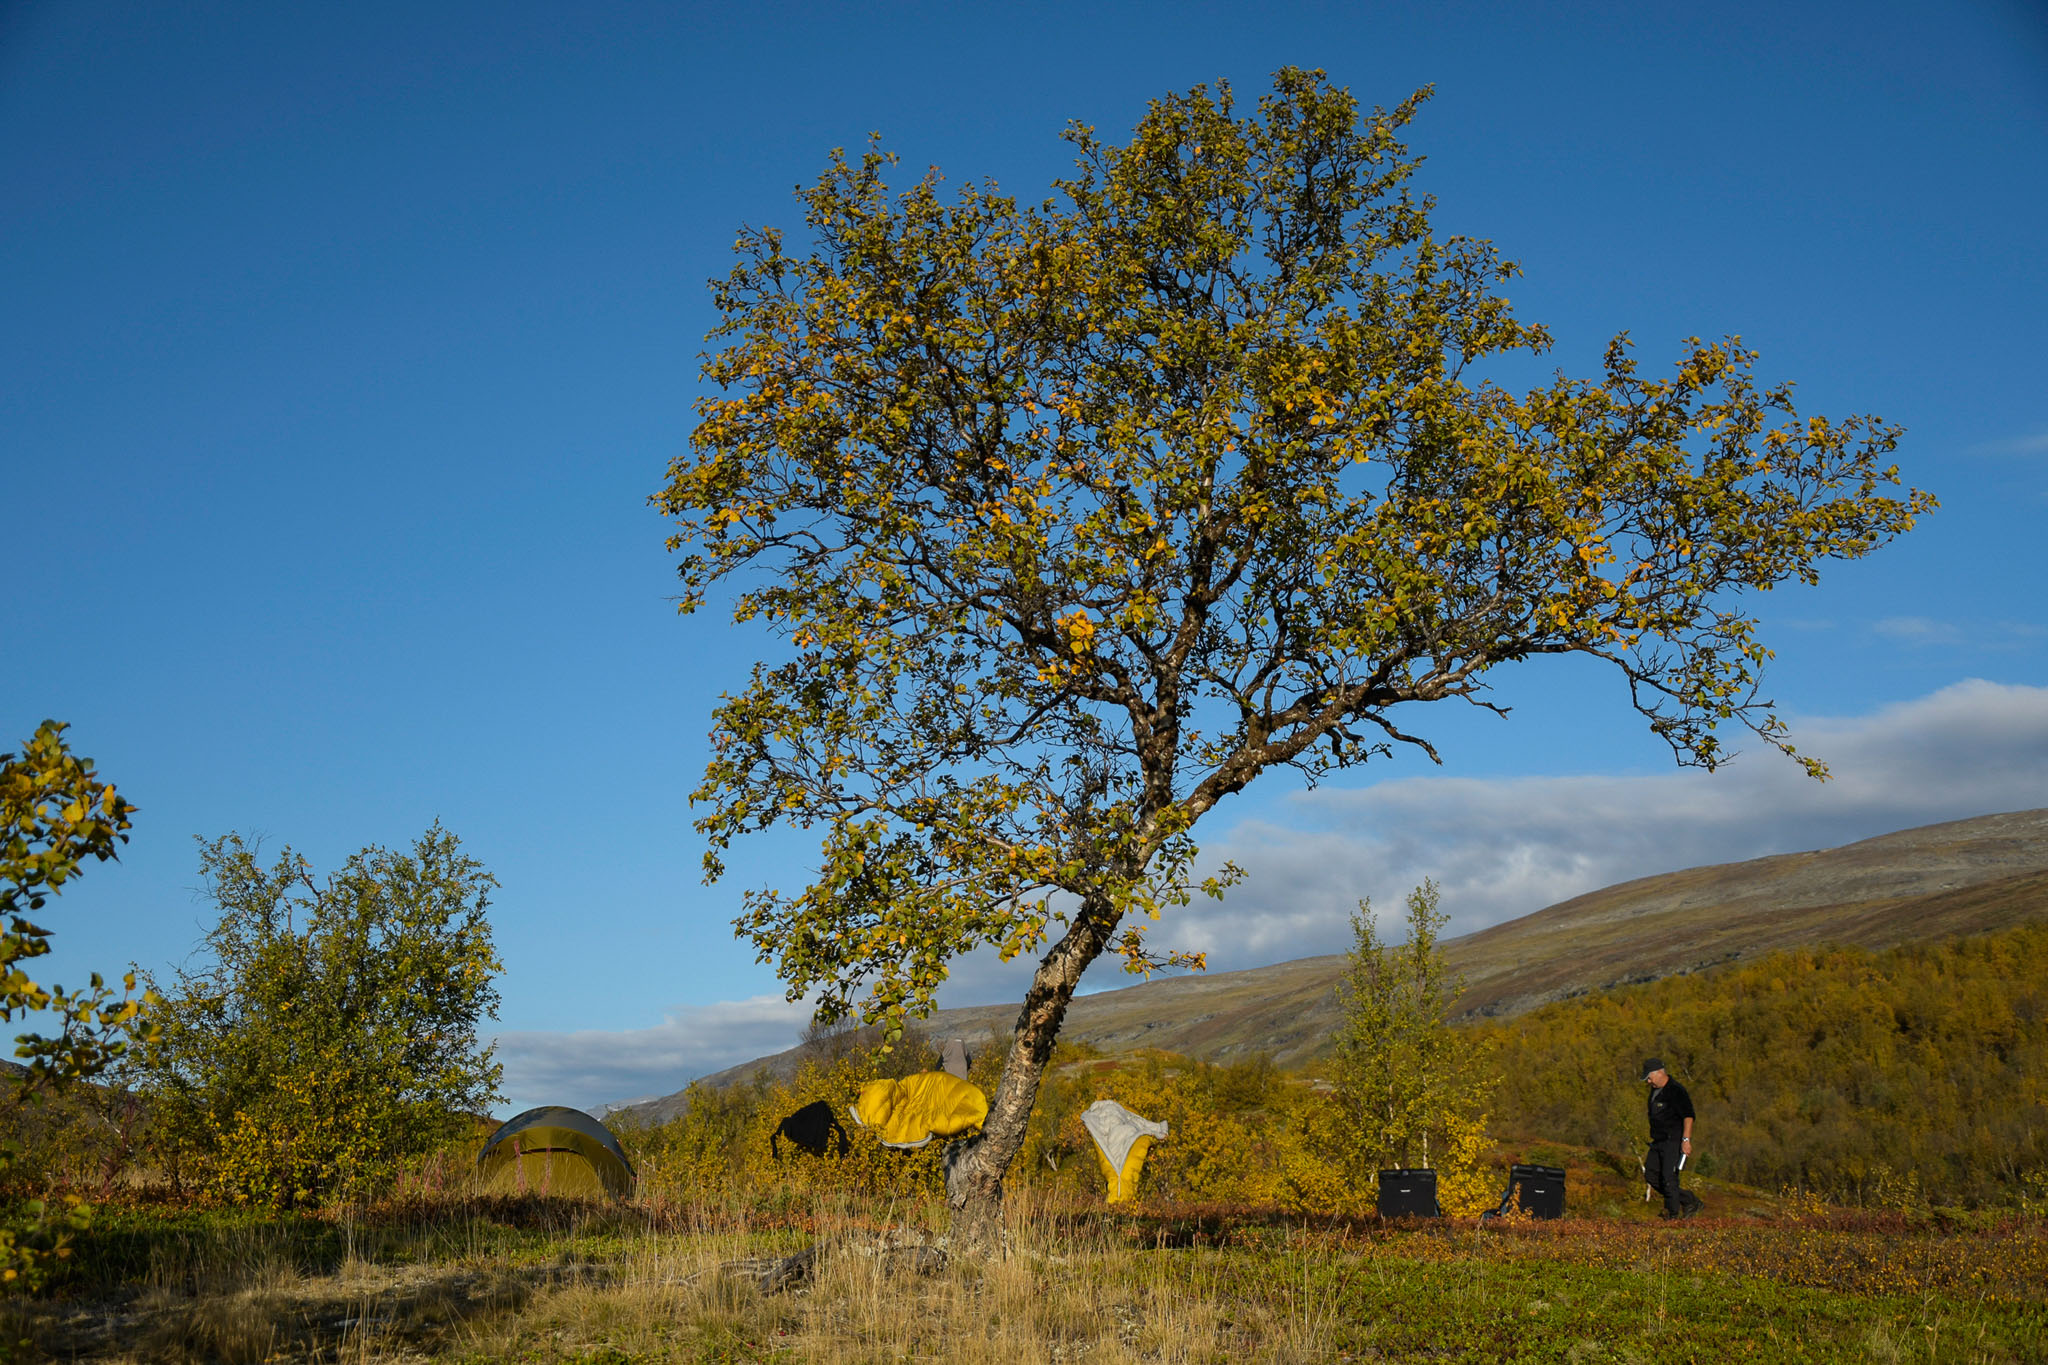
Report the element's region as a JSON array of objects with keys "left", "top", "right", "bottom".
[
  {"left": 0, "top": 720, "right": 152, "bottom": 1288},
  {"left": 1, "top": 721, "right": 150, "bottom": 1093},
  {"left": 658, "top": 68, "right": 1929, "bottom": 1238}
]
